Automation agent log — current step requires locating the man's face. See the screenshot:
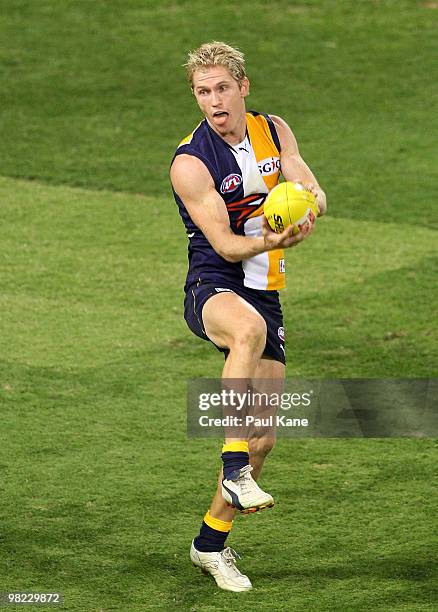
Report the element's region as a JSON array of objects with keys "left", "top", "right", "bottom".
[{"left": 192, "top": 66, "right": 249, "bottom": 136}]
